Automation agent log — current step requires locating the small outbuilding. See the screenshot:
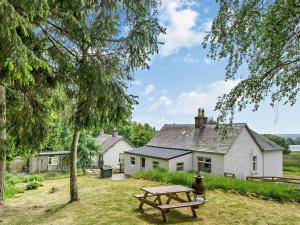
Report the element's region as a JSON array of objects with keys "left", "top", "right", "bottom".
[{"left": 28, "top": 151, "right": 70, "bottom": 174}]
